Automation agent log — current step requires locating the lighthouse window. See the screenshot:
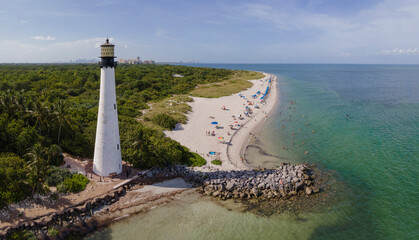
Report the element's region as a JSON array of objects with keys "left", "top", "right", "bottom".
[
  {"left": 117, "top": 144, "right": 119, "bottom": 150},
  {"left": 114, "top": 104, "right": 116, "bottom": 109}
]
